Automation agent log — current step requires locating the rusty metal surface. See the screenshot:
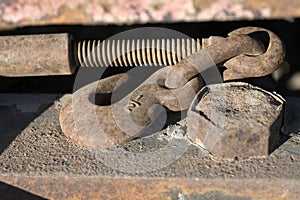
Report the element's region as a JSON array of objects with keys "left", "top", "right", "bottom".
[
  {"left": 60, "top": 27, "right": 282, "bottom": 150},
  {"left": 0, "top": 94, "right": 300, "bottom": 199},
  {"left": 0, "top": 0, "right": 299, "bottom": 29},
  {"left": 223, "top": 27, "right": 285, "bottom": 80},
  {"left": 187, "top": 82, "right": 284, "bottom": 159},
  {"left": 60, "top": 73, "right": 134, "bottom": 148},
  {"left": 127, "top": 72, "right": 202, "bottom": 126},
  {"left": 60, "top": 66, "right": 202, "bottom": 148},
  {"left": 165, "top": 27, "right": 283, "bottom": 89},
  {"left": 0, "top": 33, "right": 75, "bottom": 77},
  {"left": 0, "top": 175, "right": 299, "bottom": 199},
  {"left": 0, "top": 27, "right": 282, "bottom": 77}
]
